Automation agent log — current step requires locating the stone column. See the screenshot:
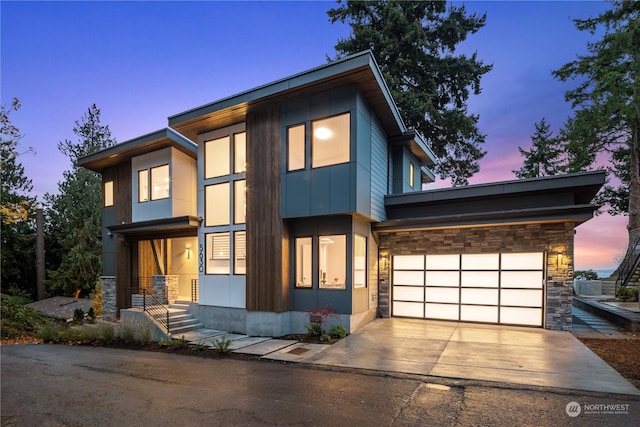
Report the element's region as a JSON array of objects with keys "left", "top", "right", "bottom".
[
  {"left": 101, "top": 276, "right": 116, "bottom": 319},
  {"left": 152, "top": 275, "right": 179, "bottom": 305}
]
